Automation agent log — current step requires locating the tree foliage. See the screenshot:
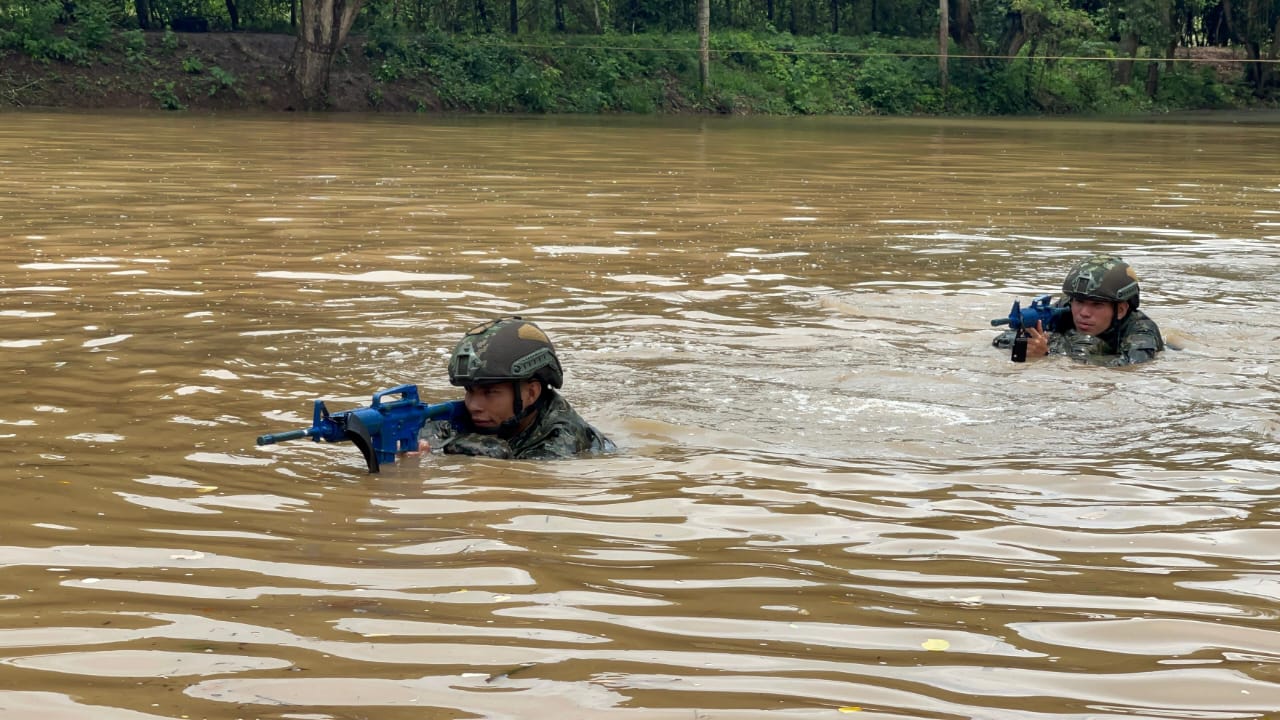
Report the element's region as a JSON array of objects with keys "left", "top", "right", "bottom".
[{"left": 2, "top": 0, "right": 1278, "bottom": 102}]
